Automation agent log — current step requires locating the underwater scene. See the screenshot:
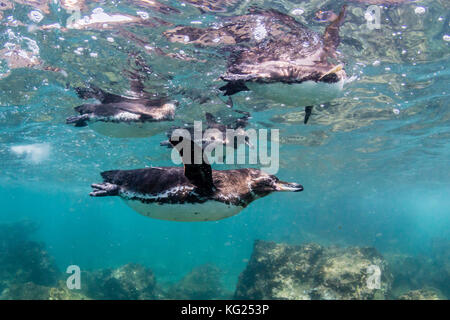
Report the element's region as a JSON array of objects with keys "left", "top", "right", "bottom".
[{"left": 0, "top": 0, "right": 449, "bottom": 301}]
